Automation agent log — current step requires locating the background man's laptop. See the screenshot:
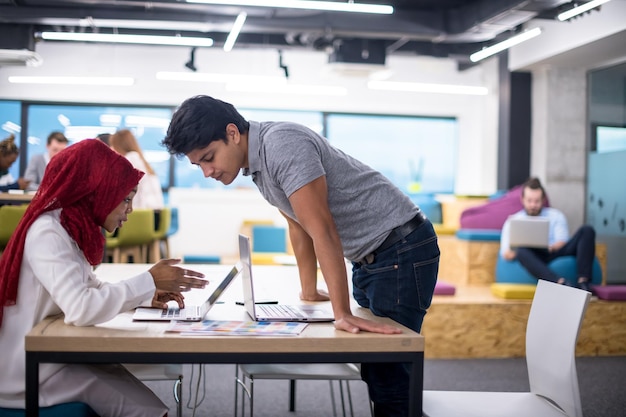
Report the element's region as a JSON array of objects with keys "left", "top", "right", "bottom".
[
  {"left": 133, "top": 264, "right": 241, "bottom": 321},
  {"left": 508, "top": 217, "right": 550, "bottom": 248},
  {"left": 238, "top": 234, "right": 334, "bottom": 322}
]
